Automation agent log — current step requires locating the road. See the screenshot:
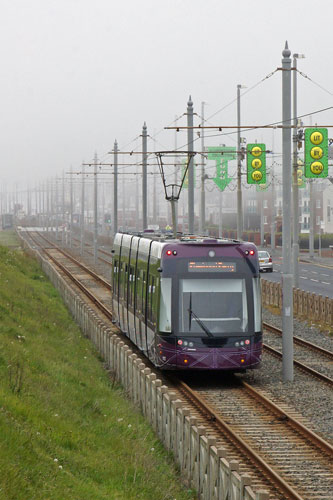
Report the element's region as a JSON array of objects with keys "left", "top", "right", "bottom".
[{"left": 262, "top": 256, "right": 333, "bottom": 298}]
